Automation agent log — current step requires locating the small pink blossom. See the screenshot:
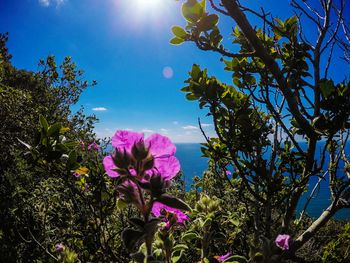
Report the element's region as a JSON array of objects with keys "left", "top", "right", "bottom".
[
  {"left": 152, "top": 202, "right": 189, "bottom": 223},
  {"left": 73, "top": 172, "right": 80, "bottom": 178},
  {"left": 275, "top": 234, "right": 291, "bottom": 251},
  {"left": 225, "top": 170, "right": 232, "bottom": 176},
  {"left": 55, "top": 243, "right": 65, "bottom": 253},
  {"left": 88, "top": 141, "right": 100, "bottom": 151},
  {"left": 214, "top": 252, "right": 231, "bottom": 262}
]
